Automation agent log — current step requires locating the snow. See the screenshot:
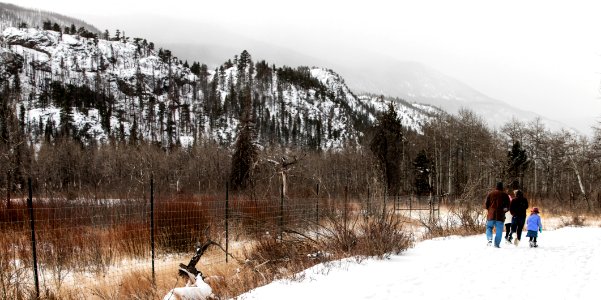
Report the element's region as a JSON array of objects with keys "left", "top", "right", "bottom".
[
  {"left": 358, "top": 94, "right": 436, "bottom": 133},
  {"left": 238, "top": 226, "right": 601, "bottom": 300}
]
